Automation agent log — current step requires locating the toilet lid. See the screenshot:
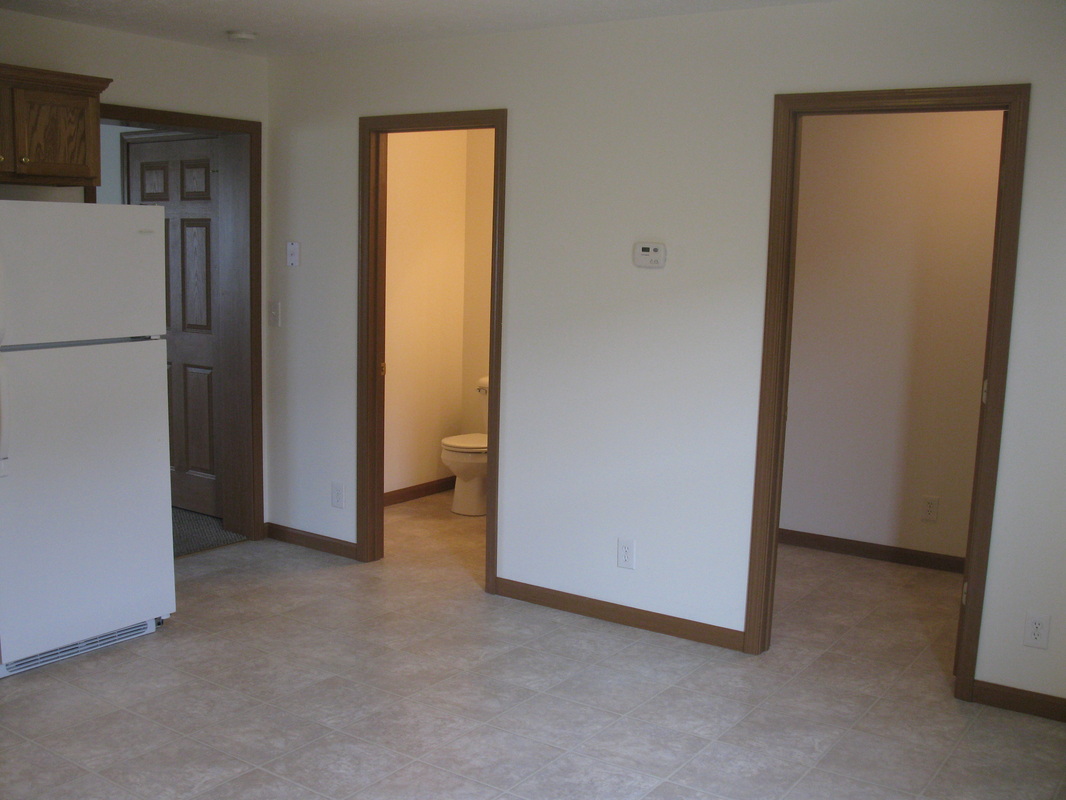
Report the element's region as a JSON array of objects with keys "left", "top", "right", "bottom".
[{"left": 442, "top": 433, "right": 488, "bottom": 452}]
